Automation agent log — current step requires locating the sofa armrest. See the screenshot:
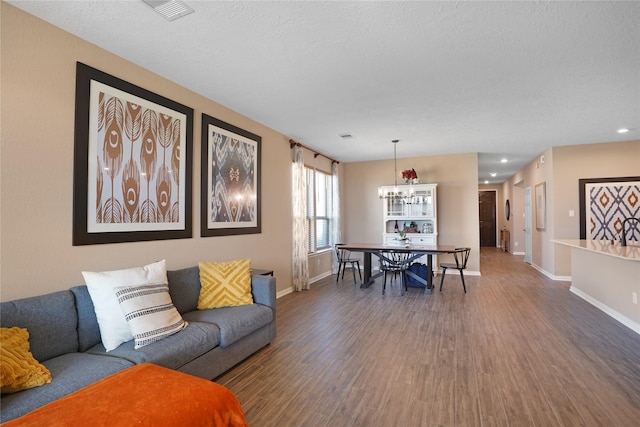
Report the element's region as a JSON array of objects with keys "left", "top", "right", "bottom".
[
  {"left": 251, "top": 275, "right": 276, "bottom": 310},
  {"left": 251, "top": 275, "right": 276, "bottom": 339}
]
